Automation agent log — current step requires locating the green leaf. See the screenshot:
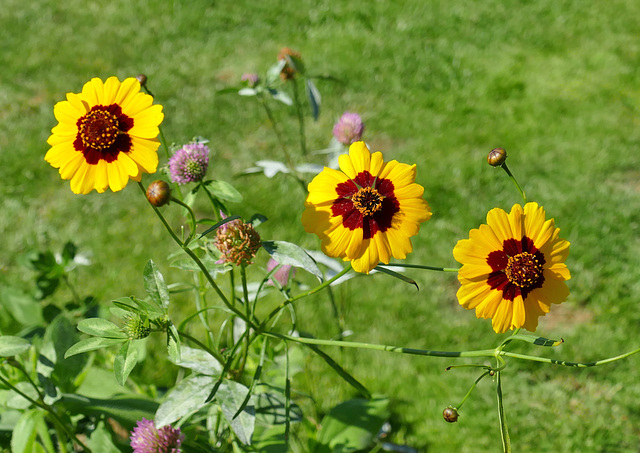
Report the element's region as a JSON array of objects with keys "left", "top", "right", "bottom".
[
  {"left": 87, "top": 420, "right": 121, "bottom": 453},
  {"left": 199, "top": 215, "right": 242, "bottom": 239},
  {"left": 77, "top": 318, "right": 127, "bottom": 339},
  {"left": 266, "top": 60, "right": 287, "bottom": 85},
  {"left": 255, "top": 392, "right": 303, "bottom": 426},
  {"left": 0, "top": 285, "right": 43, "bottom": 327},
  {"left": 249, "top": 213, "right": 268, "bottom": 228},
  {"left": 169, "top": 345, "right": 222, "bottom": 376},
  {"left": 39, "top": 316, "right": 85, "bottom": 392},
  {"left": 114, "top": 341, "right": 138, "bottom": 386},
  {"left": 374, "top": 266, "right": 419, "bottom": 290},
  {"left": 262, "top": 241, "right": 323, "bottom": 281},
  {"left": 239, "top": 88, "right": 257, "bottom": 96},
  {"left": 315, "top": 397, "right": 390, "bottom": 453},
  {"left": 205, "top": 180, "right": 244, "bottom": 203},
  {"left": 167, "top": 322, "right": 181, "bottom": 362},
  {"left": 64, "top": 337, "right": 127, "bottom": 358},
  {"left": 217, "top": 379, "right": 255, "bottom": 445},
  {"left": 269, "top": 89, "right": 293, "bottom": 106},
  {"left": 0, "top": 336, "right": 30, "bottom": 357},
  {"left": 306, "top": 78, "right": 321, "bottom": 120},
  {"left": 61, "top": 393, "right": 158, "bottom": 430},
  {"left": 144, "top": 260, "right": 171, "bottom": 311},
  {"left": 61, "top": 241, "right": 77, "bottom": 264},
  {"left": 252, "top": 423, "right": 288, "bottom": 453},
  {"left": 11, "top": 409, "right": 50, "bottom": 453},
  {"left": 503, "top": 334, "right": 564, "bottom": 348},
  {"left": 155, "top": 374, "right": 216, "bottom": 427}
]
